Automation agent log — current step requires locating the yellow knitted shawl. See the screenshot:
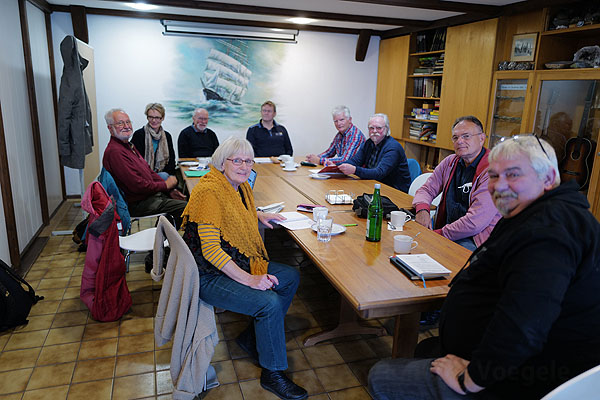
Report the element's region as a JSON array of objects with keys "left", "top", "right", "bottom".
[{"left": 181, "top": 169, "right": 269, "bottom": 275}]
